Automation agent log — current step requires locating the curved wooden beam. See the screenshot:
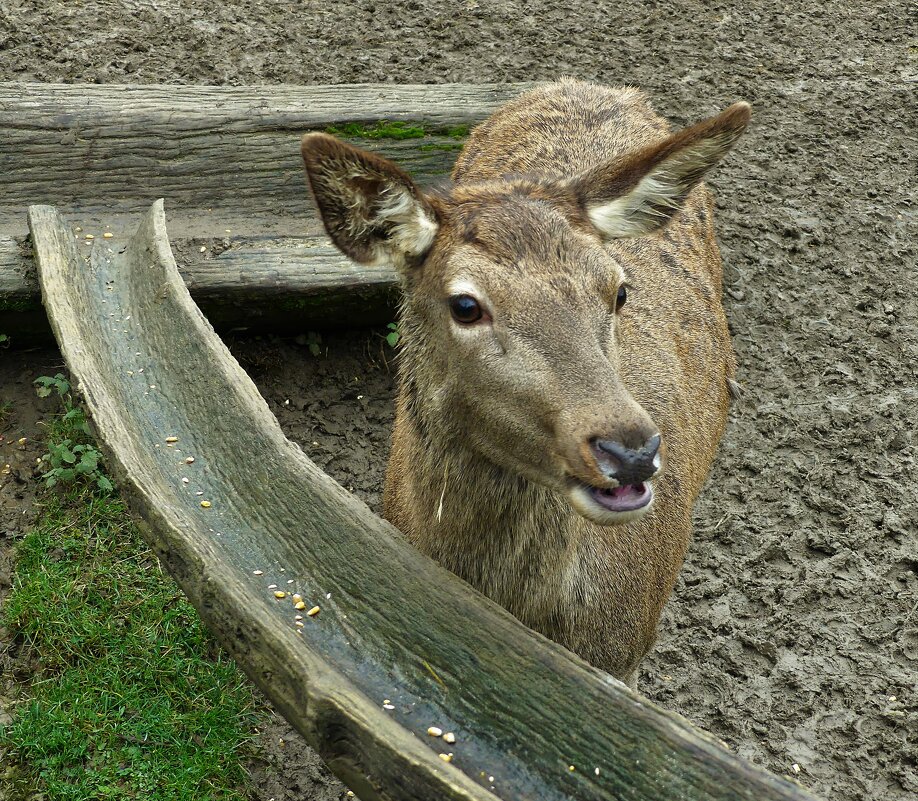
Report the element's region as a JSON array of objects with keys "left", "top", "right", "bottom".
[{"left": 29, "top": 199, "right": 820, "bottom": 801}]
